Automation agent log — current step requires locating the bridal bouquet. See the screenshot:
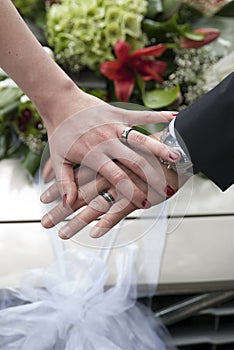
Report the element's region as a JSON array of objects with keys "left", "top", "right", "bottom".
[
  {"left": 1, "top": 0, "right": 233, "bottom": 176},
  {"left": 43, "top": 0, "right": 233, "bottom": 110}
]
